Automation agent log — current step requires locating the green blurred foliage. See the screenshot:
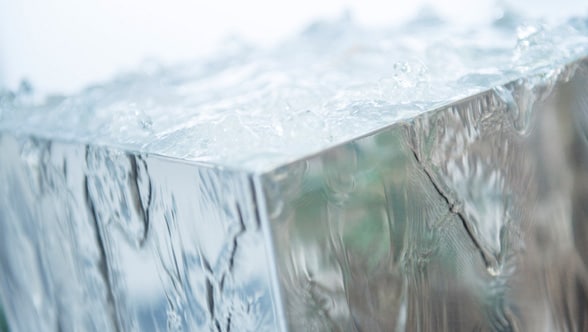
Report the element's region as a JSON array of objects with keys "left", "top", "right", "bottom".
[{"left": 0, "top": 303, "right": 8, "bottom": 332}]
